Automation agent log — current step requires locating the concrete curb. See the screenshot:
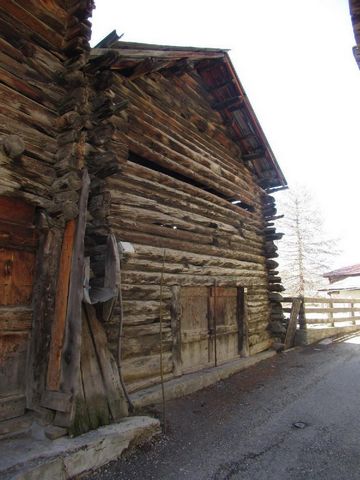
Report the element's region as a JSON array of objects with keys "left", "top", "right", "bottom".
[
  {"left": 131, "top": 350, "right": 277, "bottom": 409},
  {"left": 2, "top": 416, "right": 160, "bottom": 480},
  {"left": 296, "top": 325, "right": 360, "bottom": 345}
]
